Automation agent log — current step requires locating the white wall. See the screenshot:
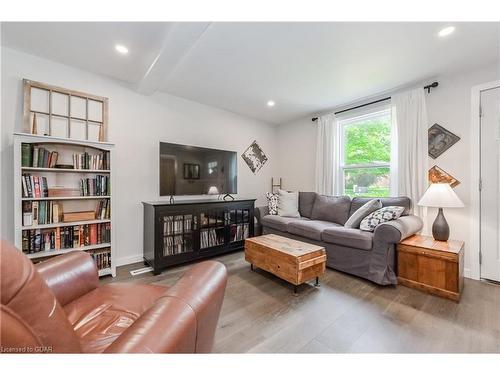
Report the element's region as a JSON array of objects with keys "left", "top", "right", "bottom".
[
  {"left": 1, "top": 47, "right": 277, "bottom": 265},
  {"left": 276, "top": 63, "right": 500, "bottom": 277}
]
